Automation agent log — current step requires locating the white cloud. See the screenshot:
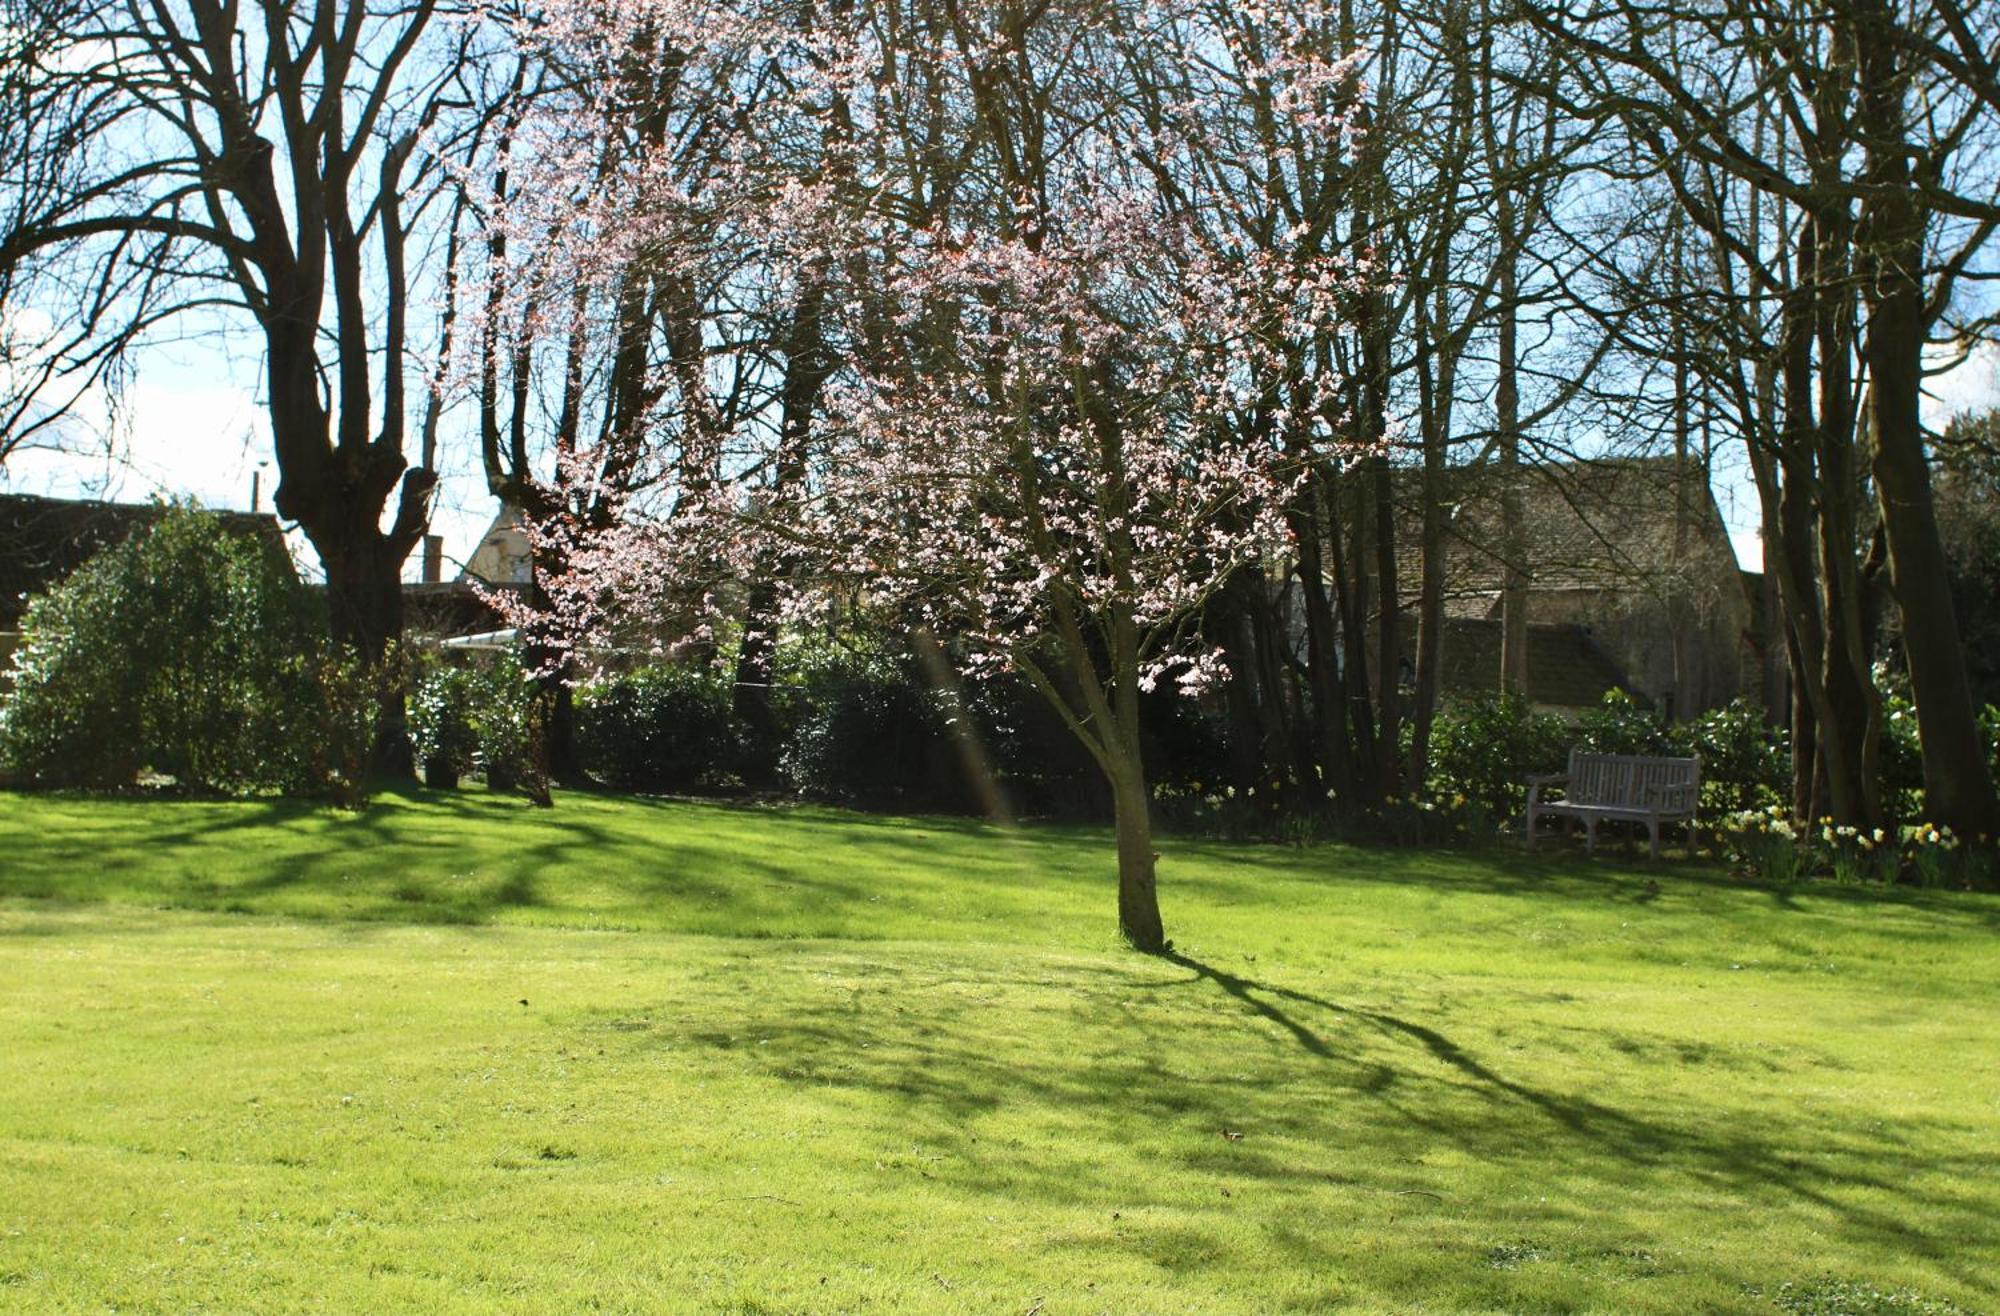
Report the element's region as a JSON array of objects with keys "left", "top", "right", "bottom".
[{"left": 1925, "top": 340, "right": 2000, "bottom": 427}]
